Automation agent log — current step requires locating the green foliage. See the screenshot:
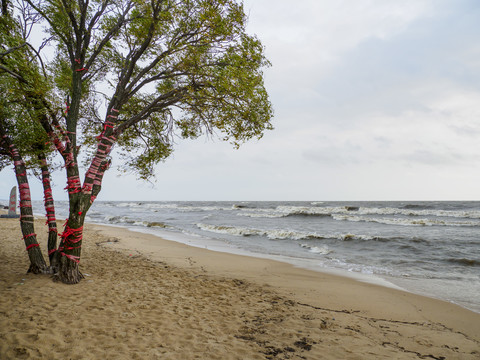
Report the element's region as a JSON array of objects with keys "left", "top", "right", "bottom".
[
  {"left": 0, "top": 79, "right": 52, "bottom": 168},
  {"left": 0, "top": 2, "right": 58, "bottom": 173},
  {"left": 110, "top": 96, "right": 174, "bottom": 180},
  {"left": 0, "top": 13, "right": 49, "bottom": 95},
  {"left": 105, "top": 0, "right": 273, "bottom": 176},
  {"left": 3, "top": 0, "right": 273, "bottom": 181}
]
